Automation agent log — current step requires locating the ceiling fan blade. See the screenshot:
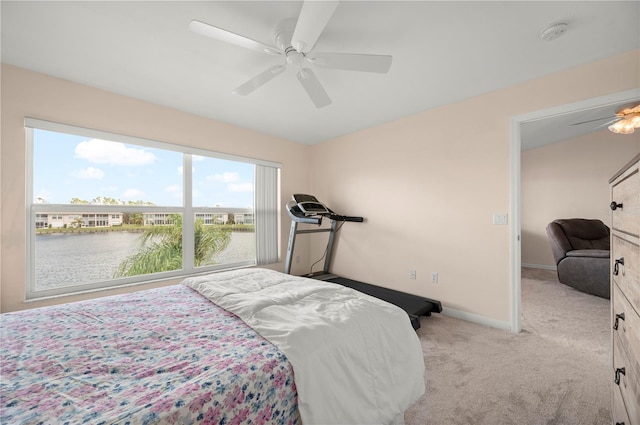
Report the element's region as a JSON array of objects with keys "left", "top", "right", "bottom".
[
  {"left": 232, "top": 65, "right": 287, "bottom": 96},
  {"left": 291, "top": 0, "right": 339, "bottom": 53},
  {"left": 189, "top": 20, "right": 281, "bottom": 56},
  {"left": 594, "top": 118, "right": 621, "bottom": 130},
  {"left": 308, "top": 52, "right": 392, "bottom": 73},
  {"left": 297, "top": 68, "right": 332, "bottom": 108},
  {"left": 570, "top": 115, "right": 617, "bottom": 126}
]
